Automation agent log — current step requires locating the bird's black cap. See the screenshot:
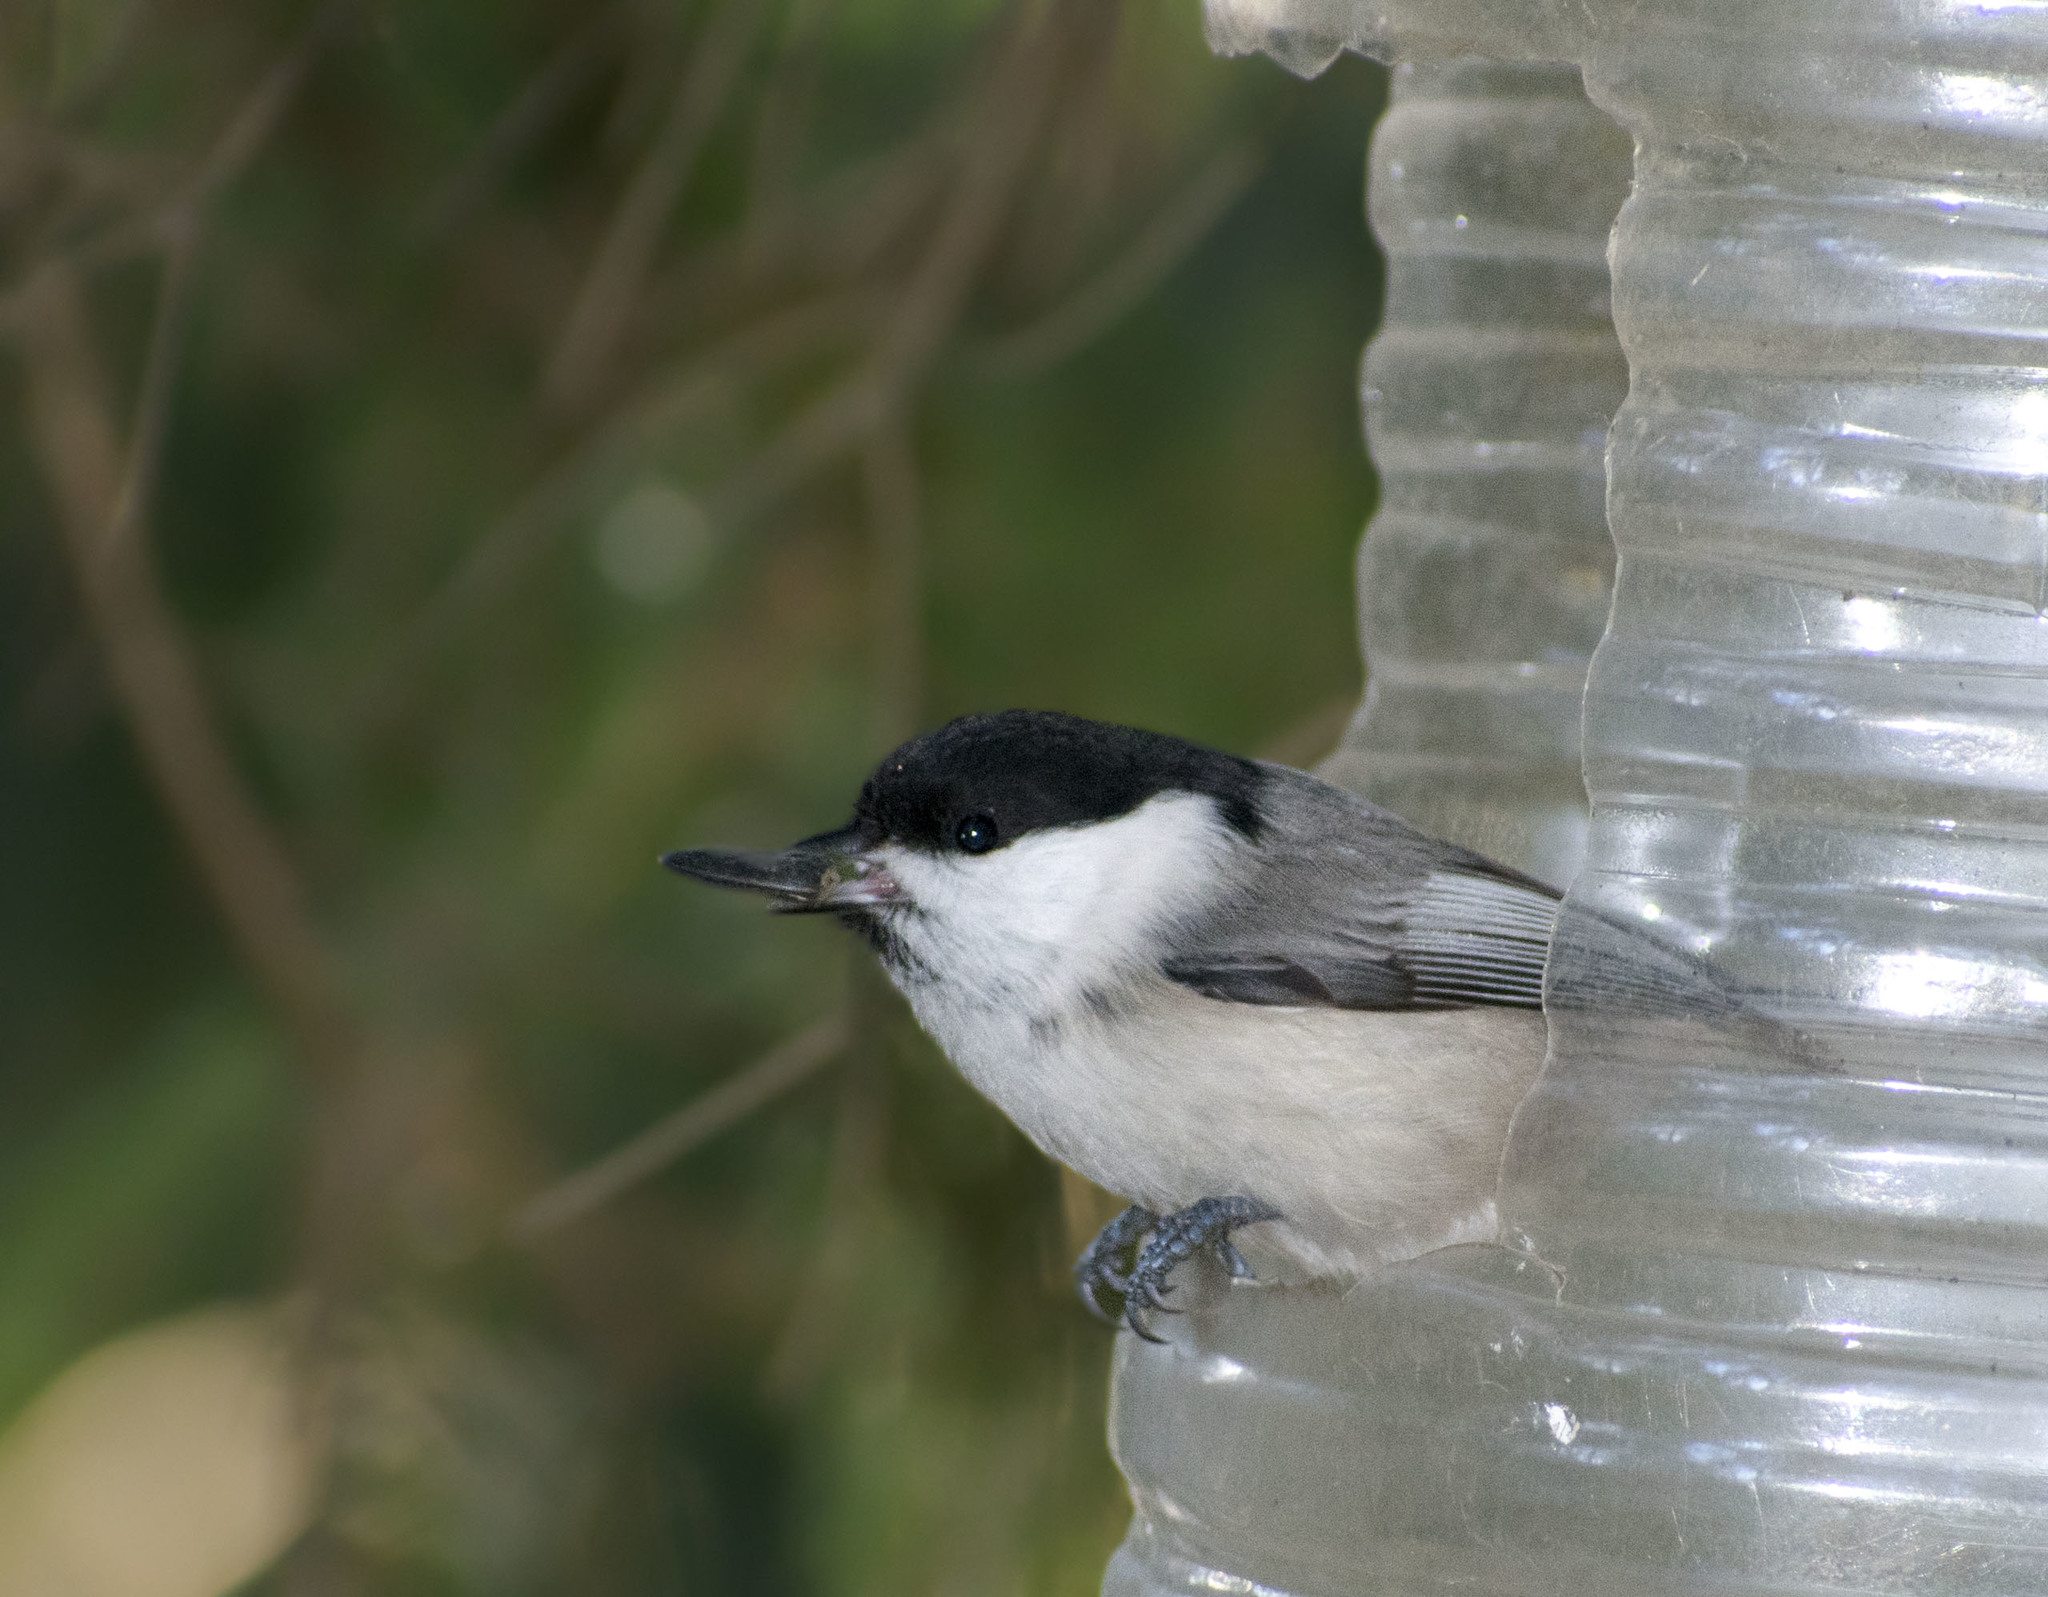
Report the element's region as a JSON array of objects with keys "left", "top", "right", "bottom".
[{"left": 853, "top": 709, "right": 1268, "bottom": 853}]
